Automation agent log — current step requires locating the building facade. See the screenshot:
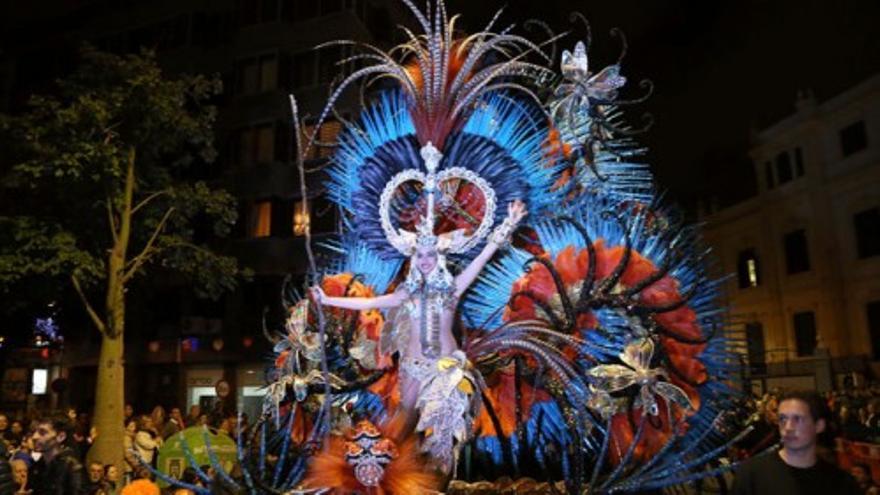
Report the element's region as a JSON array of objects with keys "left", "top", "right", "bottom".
[
  {"left": 0, "top": 0, "right": 403, "bottom": 417},
  {"left": 702, "top": 74, "right": 880, "bottom": 387}
]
